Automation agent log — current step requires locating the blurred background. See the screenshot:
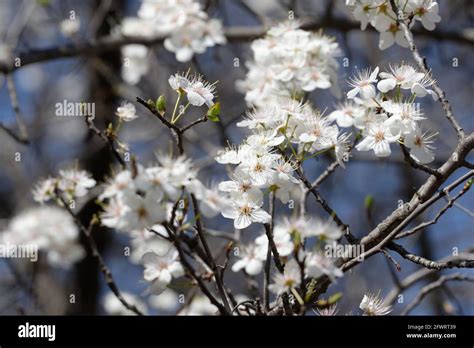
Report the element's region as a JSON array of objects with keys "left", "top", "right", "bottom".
[{"left": 0, "top": 0, "right": 472, "bottom": 315}]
